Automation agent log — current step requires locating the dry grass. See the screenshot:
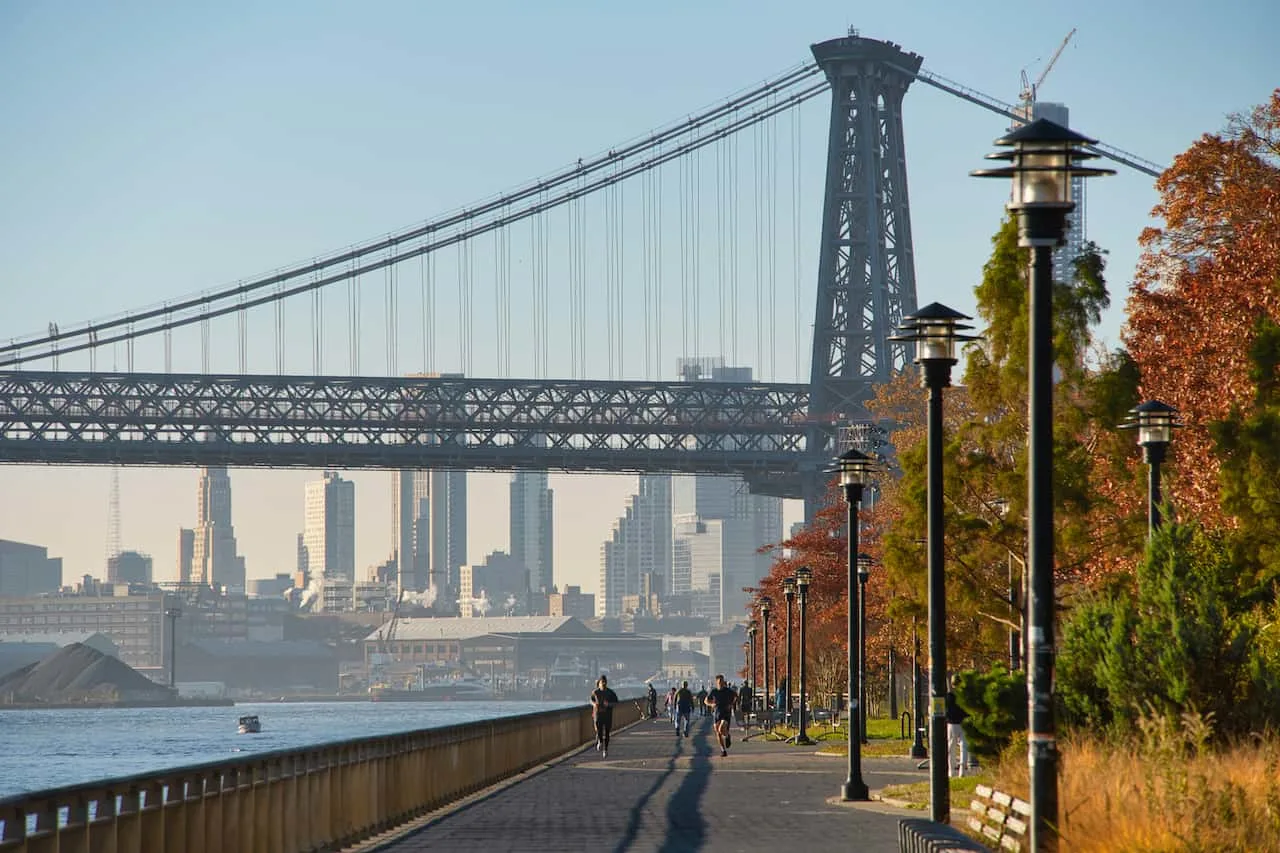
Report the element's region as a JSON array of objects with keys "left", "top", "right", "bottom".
[{"left": 988, "top": 716, "right": 1280, "bottom": 851}]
